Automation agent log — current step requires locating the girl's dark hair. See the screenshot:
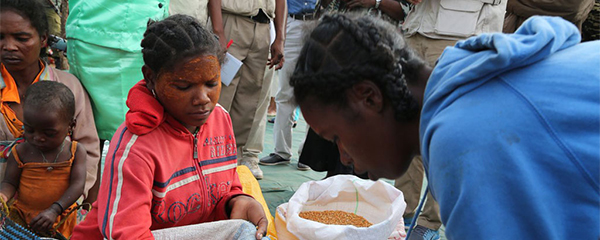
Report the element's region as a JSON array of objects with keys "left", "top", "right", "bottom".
[
  {"left": 290, "top": 13, "right": 426, "bottom": 121},
  {"left": 24, "top": 81, "right": 75, "bottom": 123},
  {"left": 0, "top": 0, "right": 49, "bottom": 37},
  {"left": 141, "top": 14, "right": 225, "bottom": 74}
]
